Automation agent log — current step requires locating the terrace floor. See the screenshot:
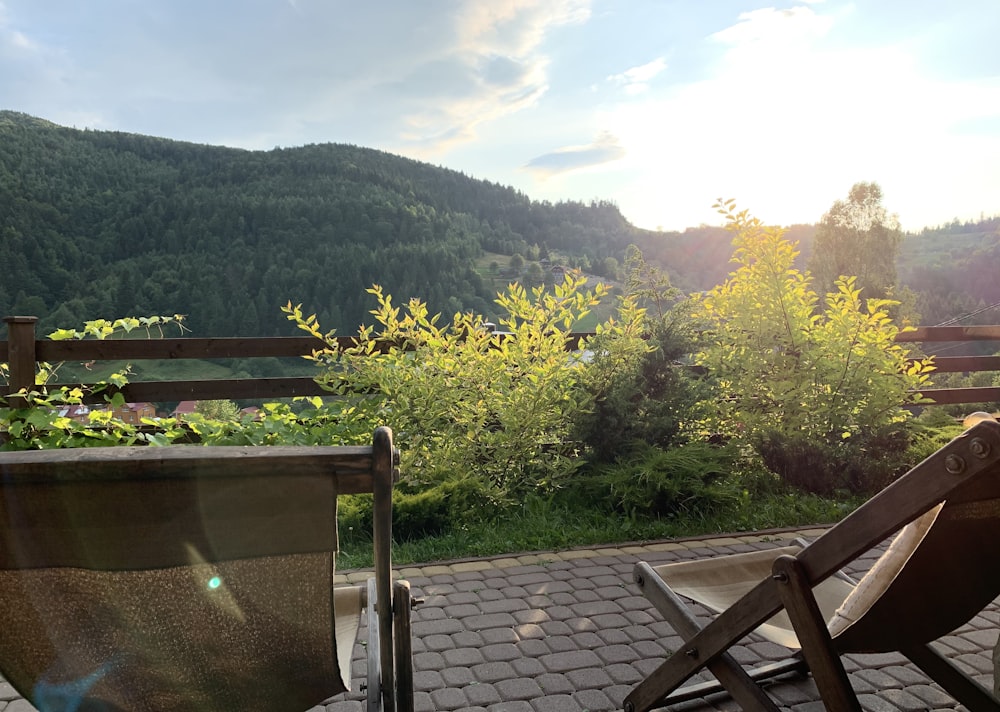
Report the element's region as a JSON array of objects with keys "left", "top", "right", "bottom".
[{"left": 1, "top": 528, "right": 997, "bottom": 711}]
